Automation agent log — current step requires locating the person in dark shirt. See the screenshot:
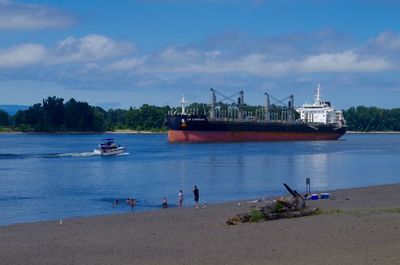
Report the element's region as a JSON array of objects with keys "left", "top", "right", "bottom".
[{"left": 193, "top": 185, "right": 199, "bottom": 208}]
